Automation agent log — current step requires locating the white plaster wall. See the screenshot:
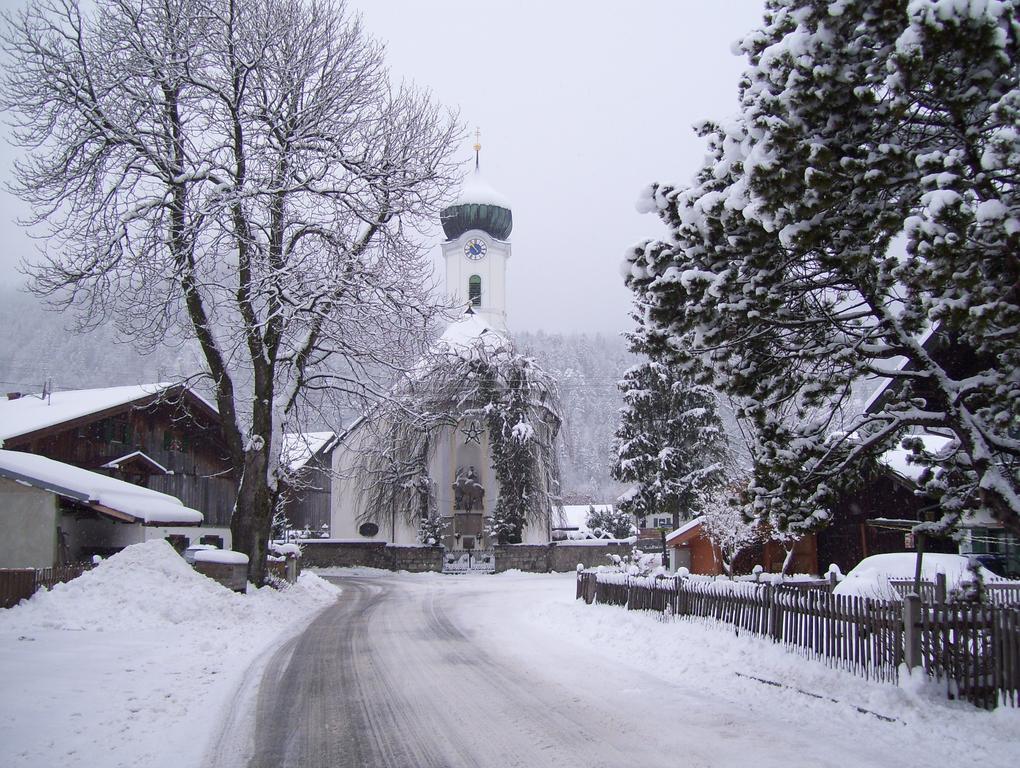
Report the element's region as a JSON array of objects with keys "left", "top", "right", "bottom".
[
  {"left": 330, "top": 411, "right": 552, "bottom": 548},
  {"left": 0, "top": 478, "right": 57, "bottom": 568},
  {"left": 143, "top": 525, "right": 232, "bottom": 550},
  {"left": 442, "top": 230, "right": 510, "bottom": 331}
]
